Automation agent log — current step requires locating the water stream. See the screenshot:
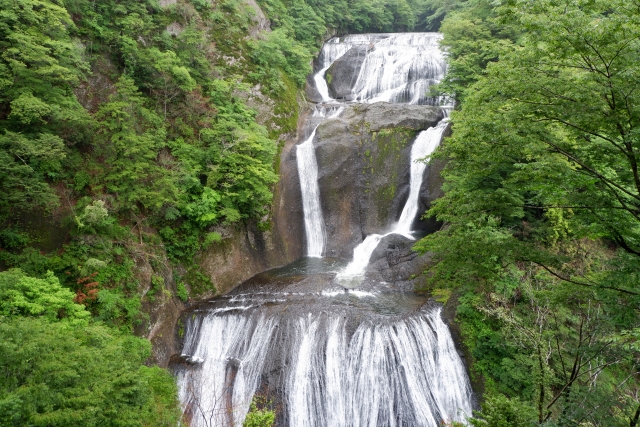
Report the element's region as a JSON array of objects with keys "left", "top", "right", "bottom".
[{"left": 297, "top": 107, "right": 344, "bottom": 257}]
